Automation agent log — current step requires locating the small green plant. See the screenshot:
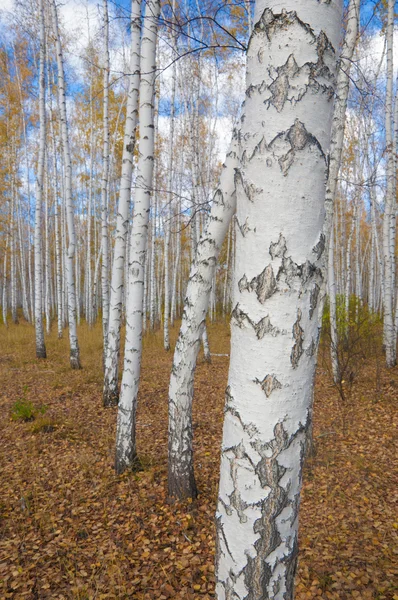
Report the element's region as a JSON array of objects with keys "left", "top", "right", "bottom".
[{"left": 10, "top": 399, "right": 47, "bottom": 422}]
